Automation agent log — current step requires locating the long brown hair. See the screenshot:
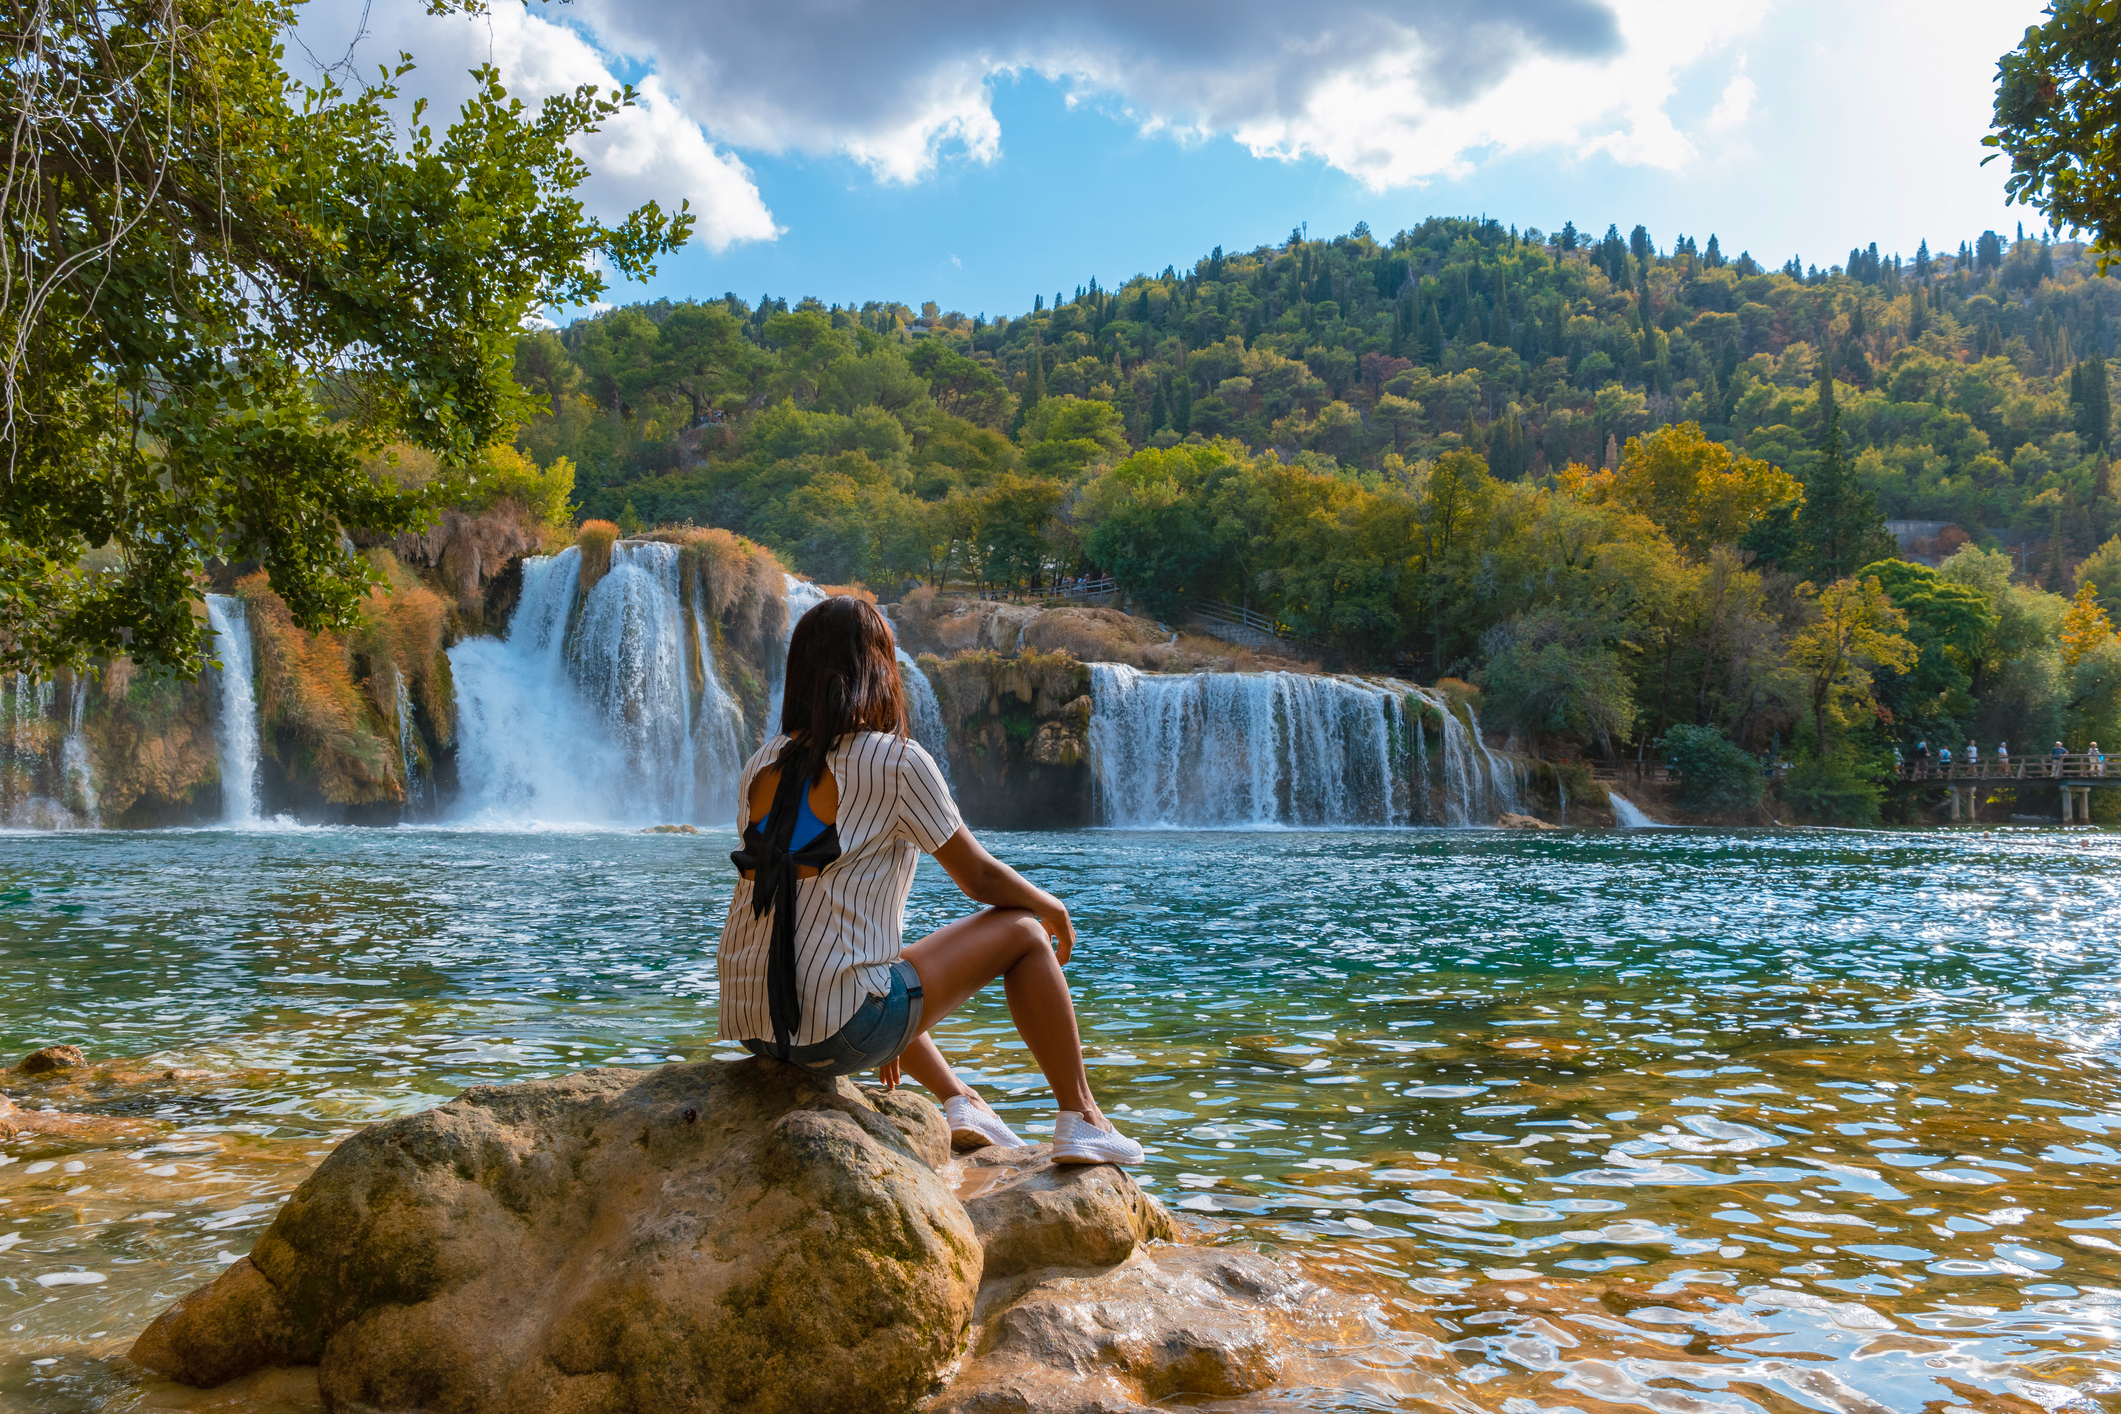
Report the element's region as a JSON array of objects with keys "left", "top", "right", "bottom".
[{"left": 777, "top": 595, "right": 906, "bottom": 783}]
